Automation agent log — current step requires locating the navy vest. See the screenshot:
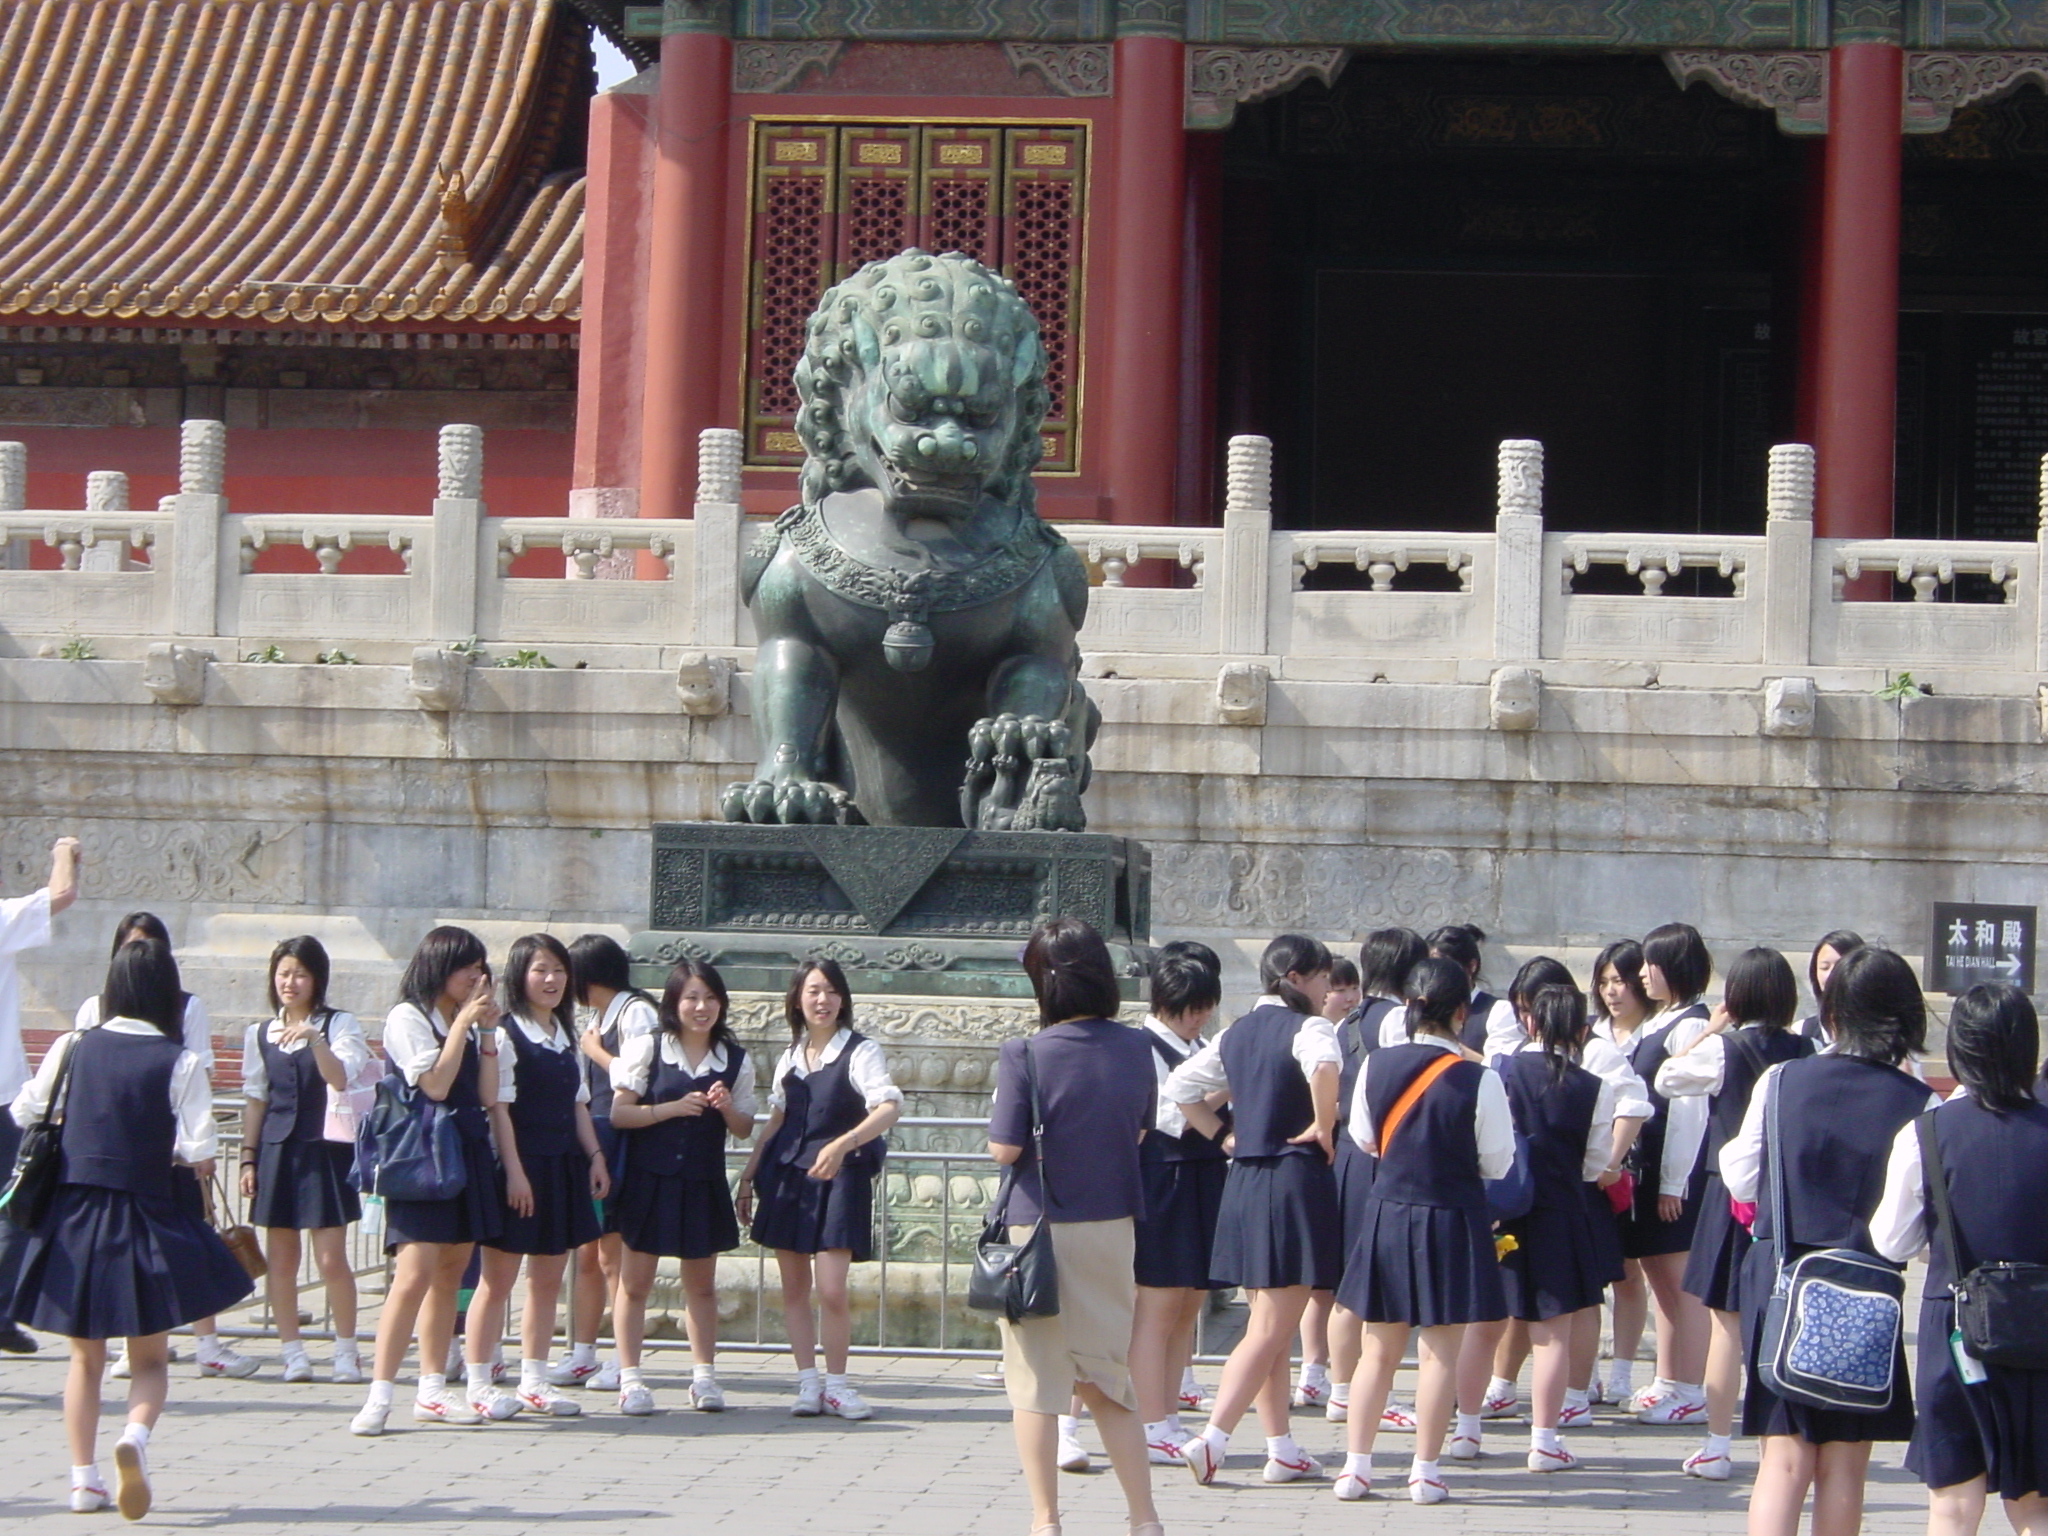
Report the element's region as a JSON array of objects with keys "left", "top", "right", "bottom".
[
  {"left": 1362, "top": 1042, "right": 1486, "bottom": 1211},
  {"left": 628, "top": 1036, "right": 744, "bottom": 1178},
  {"left": 1920, "top": 1095, "right": 2048, "bottom": 1291},
  {"left": 1752, "top": 1053, "right": 1929, "bottom": 1253},
  {"left": 1144, "top": 1029, "right": 1228, "bottom": 1164},
  {"left": 259, "top": 1014, "right": 334, "bottom": 1145},
  {"left": 1706, "top": 1026, "right": 1812, "bottom": 1175},
  {"left": 773, "top": 1032, "right": 871, "bottom": 1171},
  {"left": 1625, "top": 1002, "right": 1709, "bottom": 1183},
  {"left": 58, "top": 1026, "right": 186, "bottom": 1198},
  {"left": 428, "top": 1029, "right": 491, "bottom": 1142},
  {"left": 1217, "top": 1004, "right": 1319, "bottom": 1160},
  {"left": 584, "top": 992, "right": 656, "bottom": 1121},
  {"left": 1458, "top": 989, "right": 1502, "bottom": 1052},
  {"left": 505, "top": 1016, "right": 583, "bottom": 1158},
  {"left": 1501, "top": 1051, "right": 1601, "bottom": 1212},
  {"left": 1337, "top": 998, "right": 1399, "bottom": 1130}
]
